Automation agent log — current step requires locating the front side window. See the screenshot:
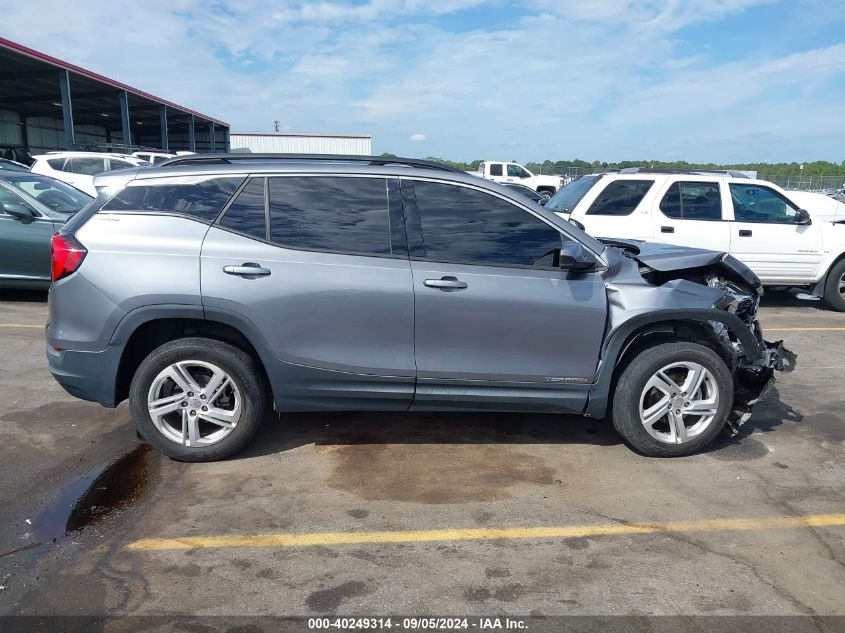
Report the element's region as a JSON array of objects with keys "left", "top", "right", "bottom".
[
  {"left": 67, "top": 158, "right": 107, "bottom": 176},
  {"left": 47, "top": 158, "right": 66, "bottom": 171},
  {"left": 0, "top": 185, "right": 33, "bottom": 214},
  {"left": 507, "top": 164, "right": 529, "bottom": 178},
  {"left": 412, "top": 180, "right": 562, "bottom": 268},
  {"left": 730, "top": 184, "right": 797, "bottom": 223},
  {"left": 102, "top": 176, "right": 243, "bottom": 221},
  {"left": 585, "top": 179, "right": 654, "bottom": 216},
  {"left": 268, "top": 176, "right": 391, "bottom": 256},
  {"left": 219, "top": 178, "right": 266, "bottom": 239},
  {"left": 488, "top": 163, "right": 503, "bottom": 177},
  {"left": 660, "top": 182, "right": 722, "bottom": 220}
]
